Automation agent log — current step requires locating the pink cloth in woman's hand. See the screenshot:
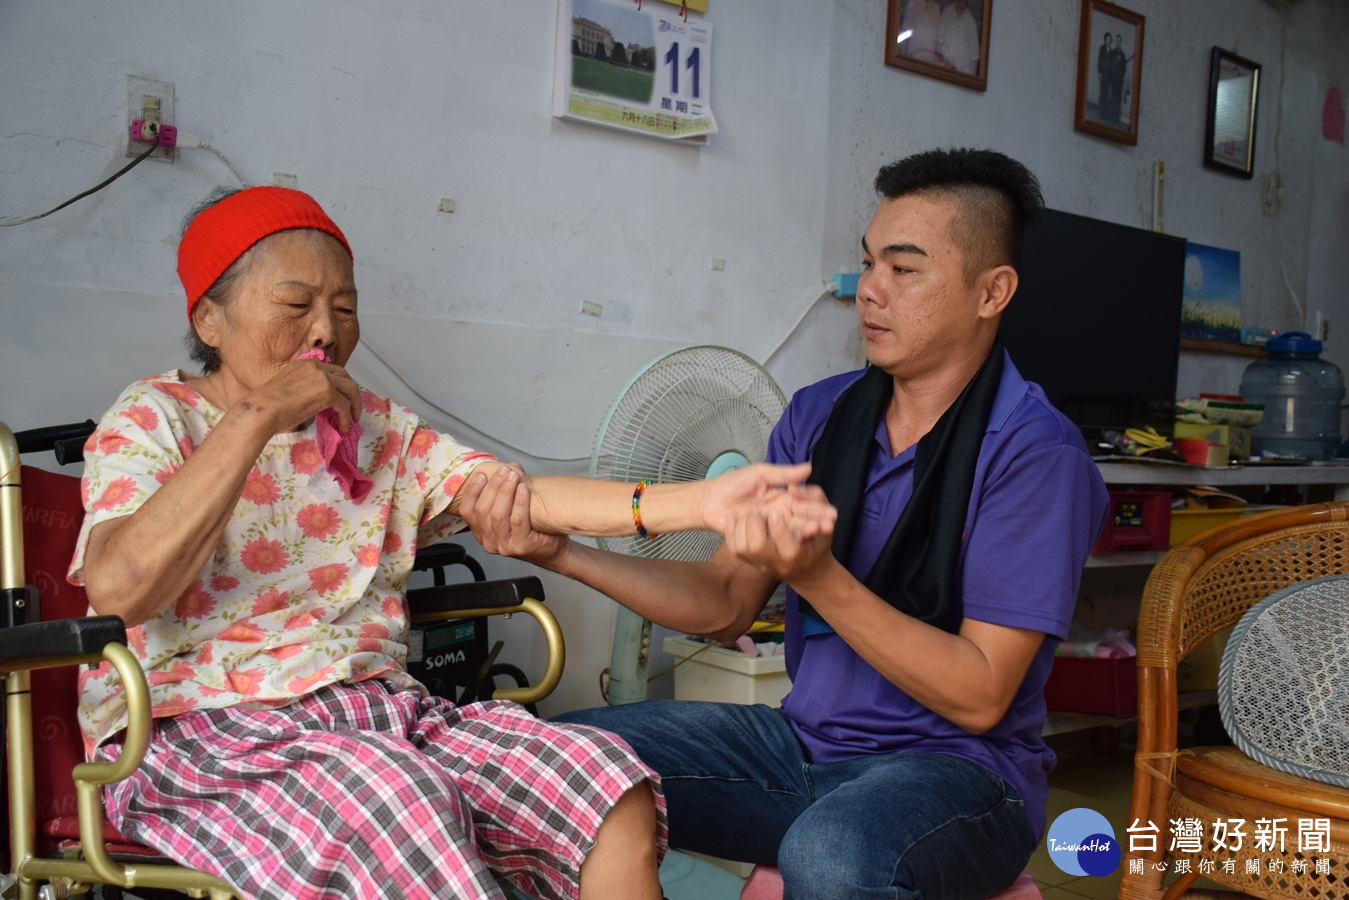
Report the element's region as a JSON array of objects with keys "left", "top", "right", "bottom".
[{"left": 296, "top": 350, "right": 373, "bottom": 503}]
